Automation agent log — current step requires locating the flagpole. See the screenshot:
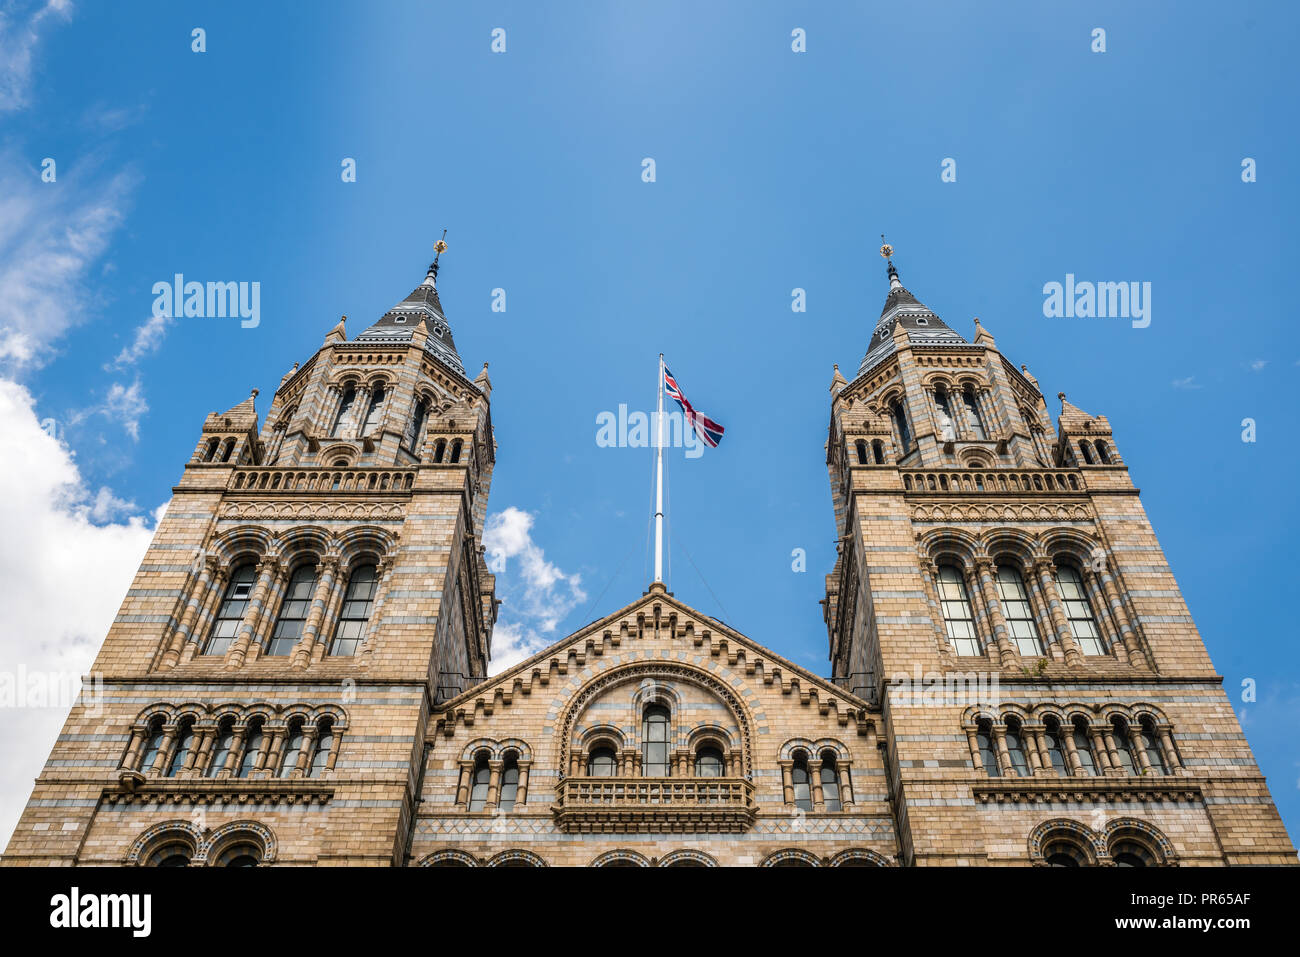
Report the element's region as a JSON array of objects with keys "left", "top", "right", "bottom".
[{"left": 654, "top": 353, "right": 665, "bottom": 584}]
